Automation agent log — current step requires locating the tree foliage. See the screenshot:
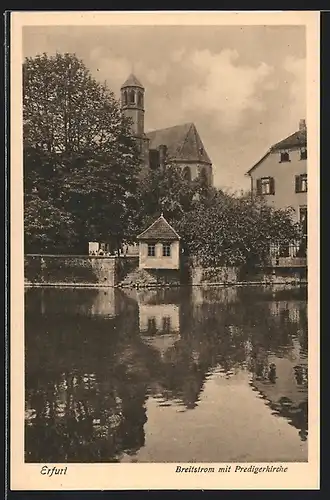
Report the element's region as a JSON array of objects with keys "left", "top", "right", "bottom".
[
  {"left": 132, "top": 161, "right": 300, "bottom": 267},
  {"left": 23, "top": 52, "right": 141, "bottom": 253},
  {"left": 132, "top": 160, "right": 214, "bottom": 235},
  {"left": 135, "top": 164, "right": 197, "bottom": 226},
  {"left": 176, "top": 189, "right": 301, "bottom": 267},
  {"left": 24, "top": 194, "right": 77, "bottom": 253}
]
